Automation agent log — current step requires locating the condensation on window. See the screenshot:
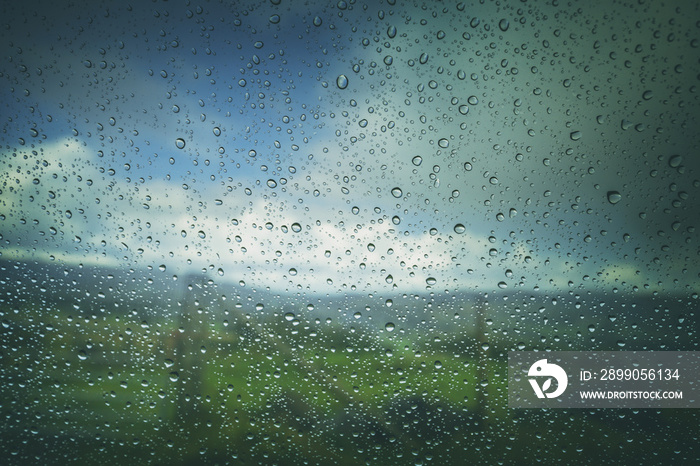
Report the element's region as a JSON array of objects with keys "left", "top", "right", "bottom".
[{"left": 1, "top": 1, "right": 698, "bottom": 464}]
